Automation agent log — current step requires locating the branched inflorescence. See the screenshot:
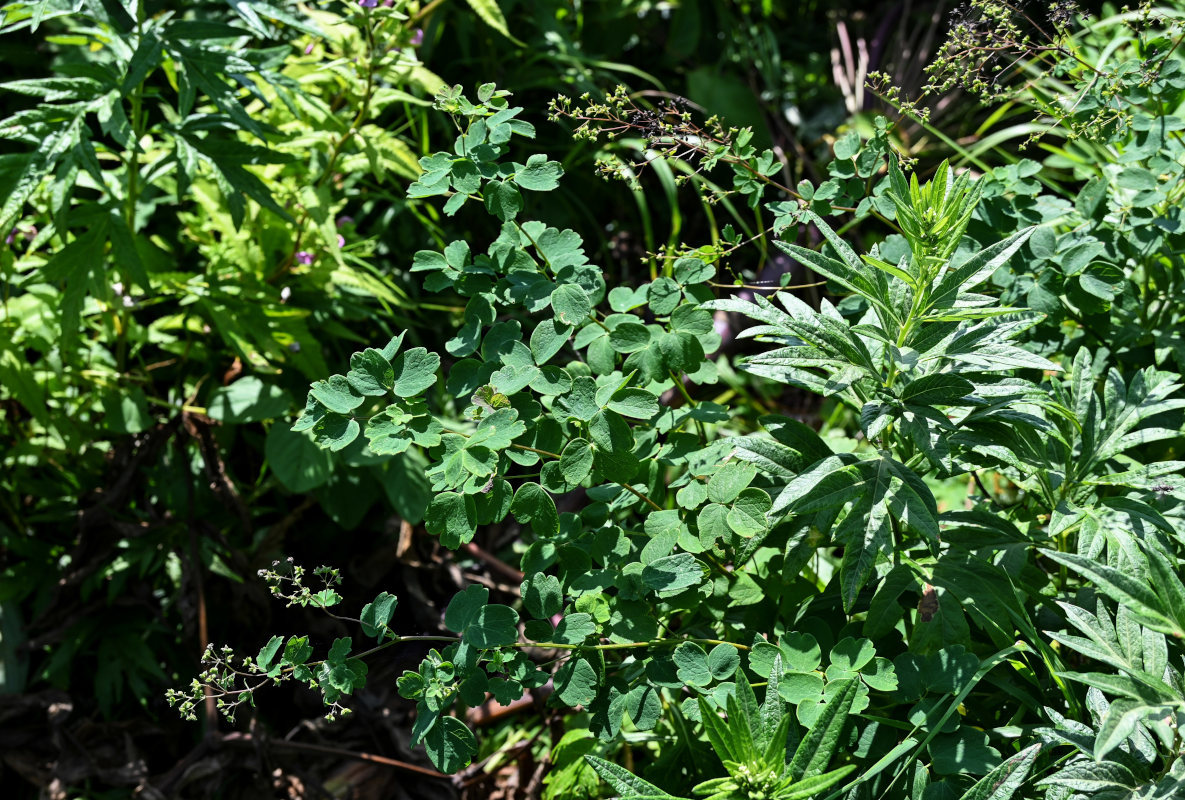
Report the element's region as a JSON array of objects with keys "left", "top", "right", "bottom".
[
  {"left": 868, "top": 0, "right": 1185, "bottom": 144},
  {"left": 548, "top": 87, "right": 779, "bottom": 202}
]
